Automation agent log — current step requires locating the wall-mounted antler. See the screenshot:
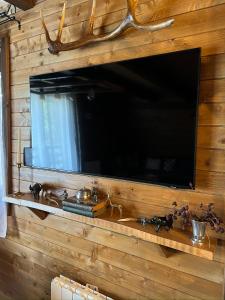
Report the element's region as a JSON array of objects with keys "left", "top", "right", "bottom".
[{"left": 41, "top": 0, "right": 174, "bottom": 55}]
